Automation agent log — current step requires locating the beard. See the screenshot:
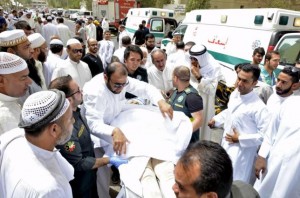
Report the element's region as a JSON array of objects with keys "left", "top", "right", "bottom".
[
  {"left": 38, "top": 51, "right": 47, "bottom": 63},
  {"left": 146, "top": 44, "right": 155, "bottom": 51},
  {"left": 276, "top": 85, "right": 292, "bottom": 96},
  {"left": 56, "top": 124, "right": 73, "bottom": 145}
]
